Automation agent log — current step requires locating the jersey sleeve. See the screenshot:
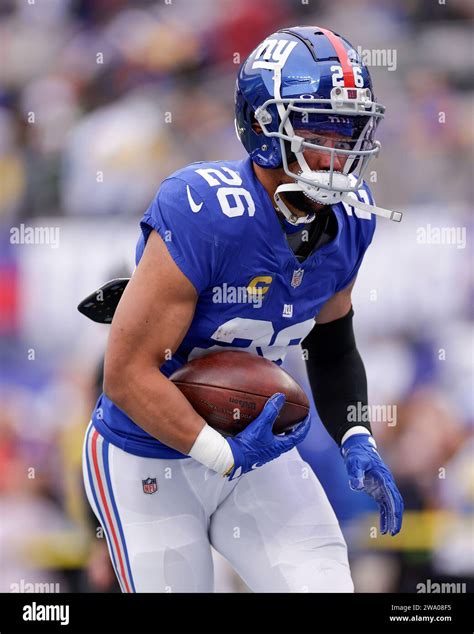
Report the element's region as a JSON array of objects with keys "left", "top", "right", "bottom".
[
  {"left": 138, "top": 177, "right": 221, "bottom": 294},
  {"left": 335, "top": 187, "right": 377, "bottom": 292}
]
